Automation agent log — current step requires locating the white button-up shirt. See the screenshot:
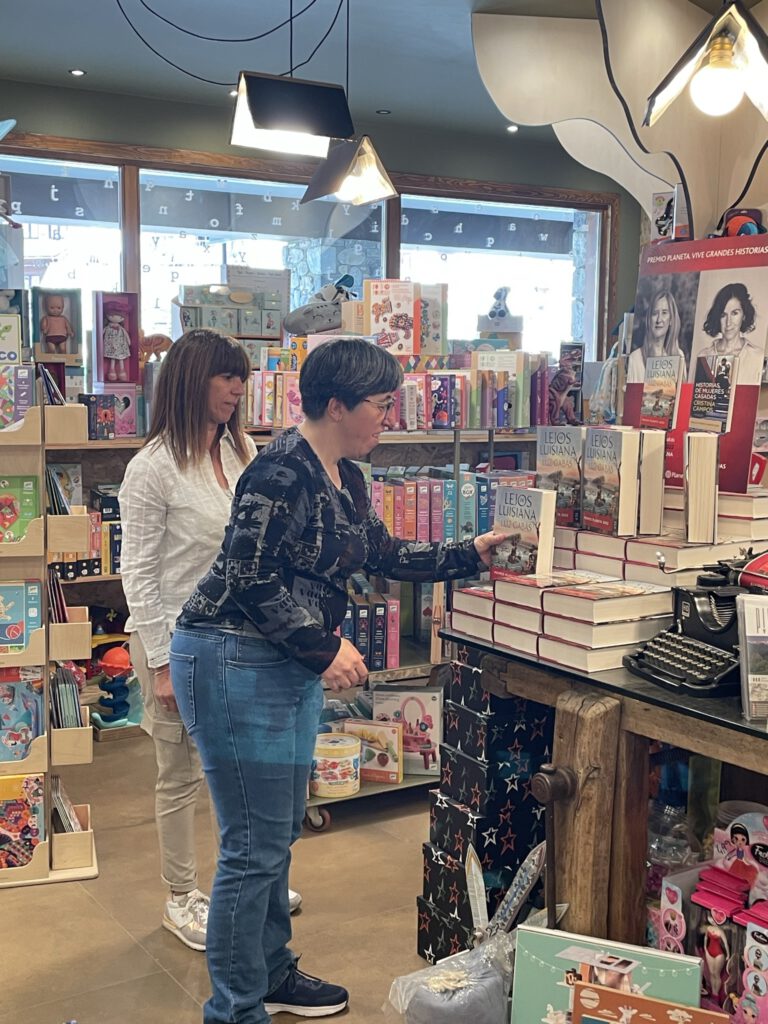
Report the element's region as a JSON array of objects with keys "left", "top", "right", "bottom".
[{"left": 119, "top": 430, "right": 257, "bottom": 669}]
